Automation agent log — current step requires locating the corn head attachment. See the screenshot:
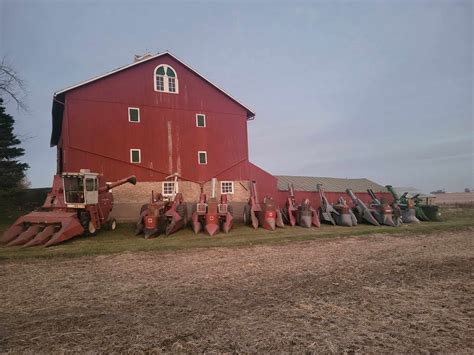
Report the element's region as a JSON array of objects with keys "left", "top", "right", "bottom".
[
  {"left": 367, "top": 189, "right": 398, "bottom": 227},
  {"left": 346, "top": 189, "right": 380, "bottom": 226},
  {"left": 281, "top": 184, "right": 298, "bottom": 226},
  {"left": 191, "top": 178, "right": 233, "bottom": 236},
  {"left": 243, "top": 180, "right": 284, "bottom": 231},
  {"left": 297, "top": 198, "right": 320, "bottom": 228},
  {"left": 317, "top": 184, "right": 338, "bottom": 225},
  {"left": 136, "top": 175, "right": 187, "bottom": 238},
  {"left": 1, "top": 171, "right": 136, "bottom": 247},
  {"left": 385, "top": 185, "right": 420, "bottom": 223},
  {"left": 333, "top": 197, "right": 358, "bottom": 227}
]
